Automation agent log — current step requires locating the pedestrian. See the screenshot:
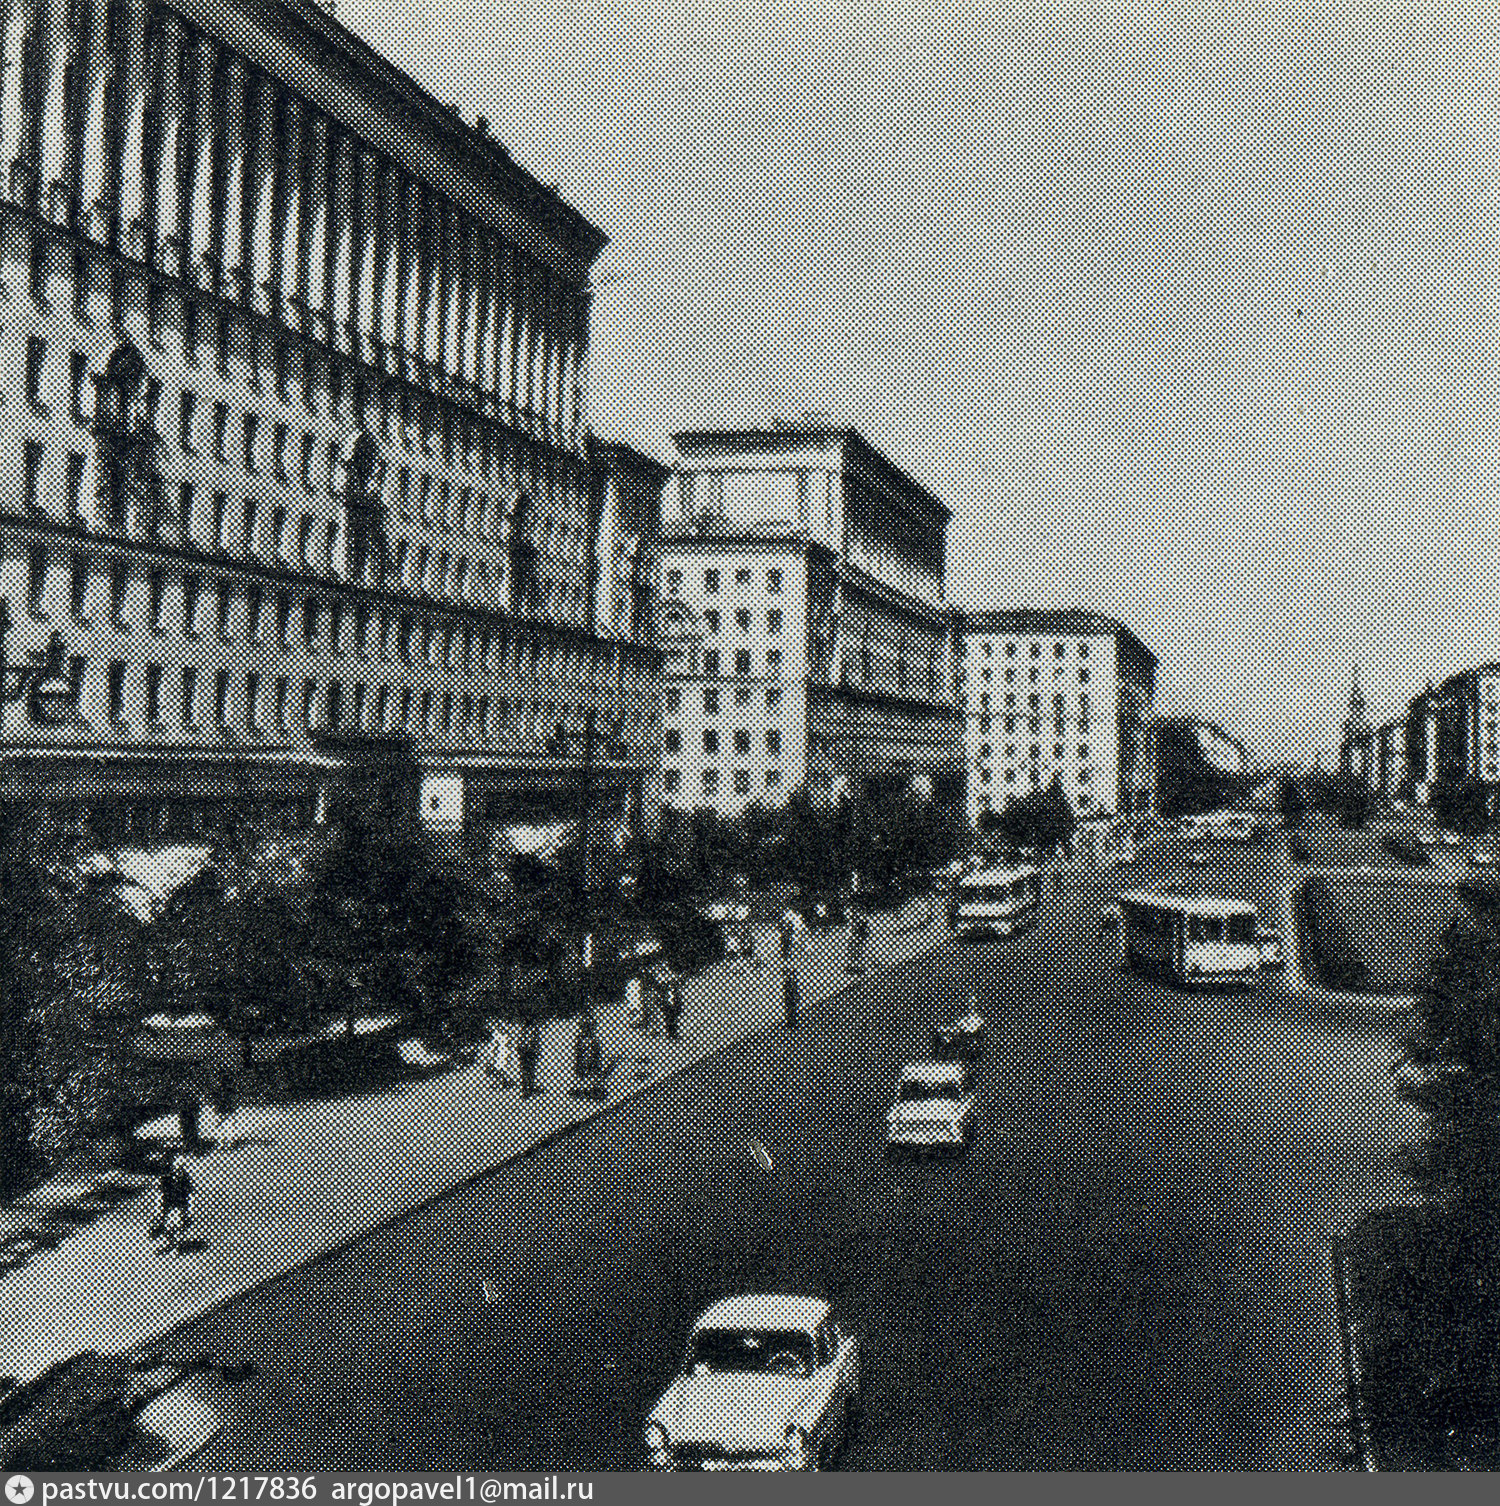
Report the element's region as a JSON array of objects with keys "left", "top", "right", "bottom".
[
  {"left": 574, "top": 1010, "right": 603, "bottom": 1100},
  {"left": 783, "top": 966, "right": 800, "bottom": 1031},
  {"left": 661, "top": 978, "right": 683, "bottom": 1042},
  {"left": 626, "top": 972, "right": 647, "bottom": 1032},
  {"left": 213, "top": 1068, "right": 238, "bottom": 1154},
  {"left": 846, "top": 913, "right": 870, "bottom": 974},
  {"left": 153, "top": 1154, "right": 193, "bottom": 1254},
  {"left": 517, "top": 1017, "right": 540, "bottom": 1097},
  {"left": 779, "top": 911, "right": 795, "bottom": 962},
  {"left": 177, "top": 1090, "right": 200, "bottom": 1155}
]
